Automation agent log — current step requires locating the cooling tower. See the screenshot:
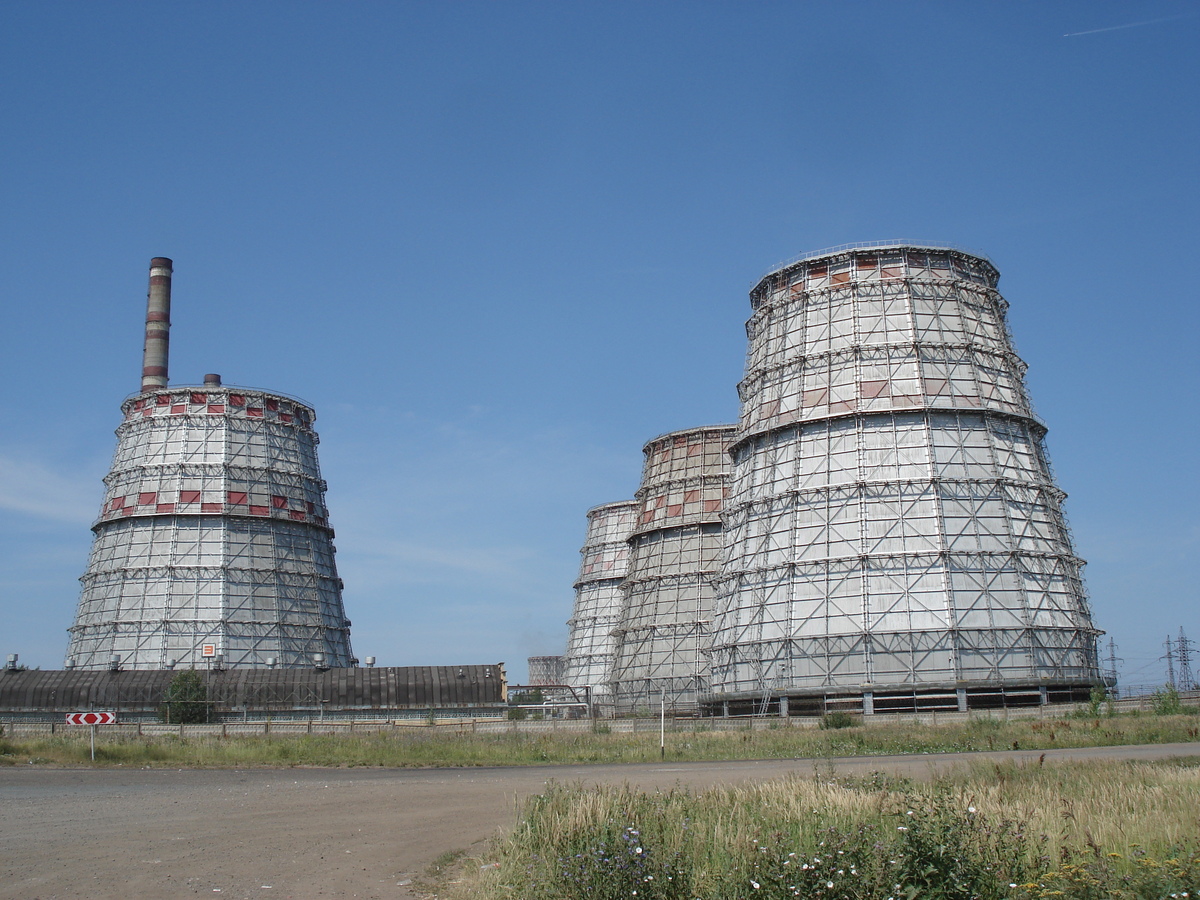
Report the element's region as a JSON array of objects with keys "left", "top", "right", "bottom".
[
  {"left": 527, "top": 656, "right": 565, "bottom": 686},
  {"left": 563, "top": 500, "right": 639, "bottom": 711},
  {"left": 707, "top": 244, "right": 1103, "bottom": 714},
  {"left": 609, "top": 425, "right": 735, "bottom": 714},
  {"left": 65, "top": 259, "right": 354, "bottom": 670}
]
